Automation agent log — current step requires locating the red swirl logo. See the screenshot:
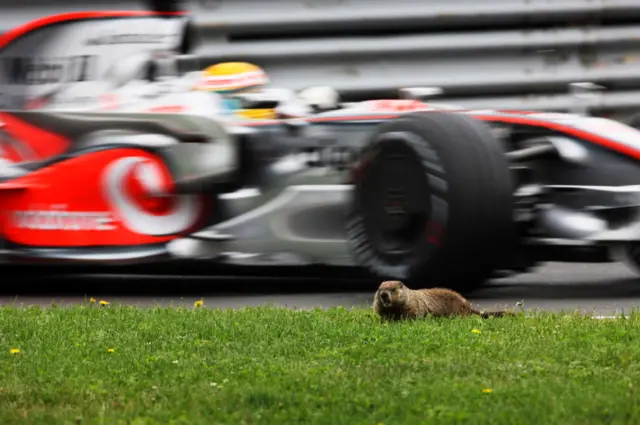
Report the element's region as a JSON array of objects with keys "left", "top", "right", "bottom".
[{"left": 102, "top": 156, "right": 201, "bottom": 236}]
